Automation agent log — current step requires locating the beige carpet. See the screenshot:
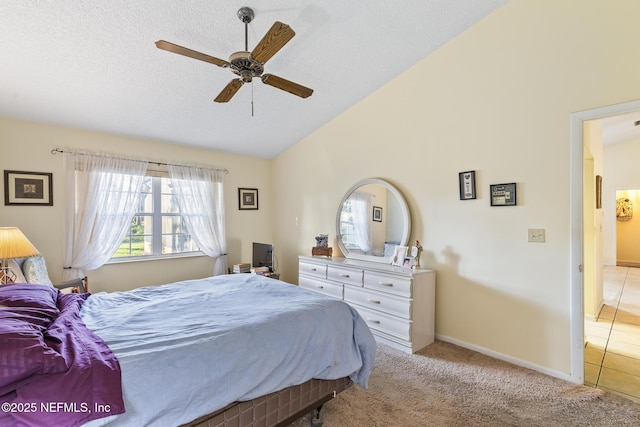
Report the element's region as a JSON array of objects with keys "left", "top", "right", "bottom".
[{"left": 313, "top": 341, "right": 640, "bottom": 426}]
